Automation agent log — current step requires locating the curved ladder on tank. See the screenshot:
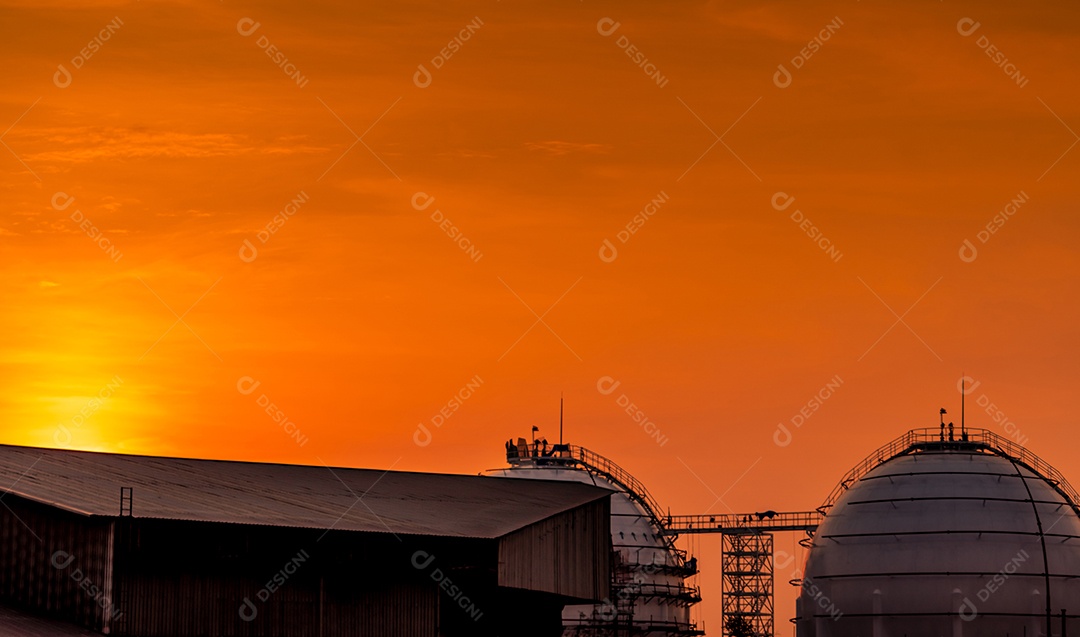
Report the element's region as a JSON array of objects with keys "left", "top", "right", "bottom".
[
  {"left": 816, "top": 427, "right": 1080, "bottom": 520},
  {"left": 562, "top": 445, "right": 690, "bottom": 571}
]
